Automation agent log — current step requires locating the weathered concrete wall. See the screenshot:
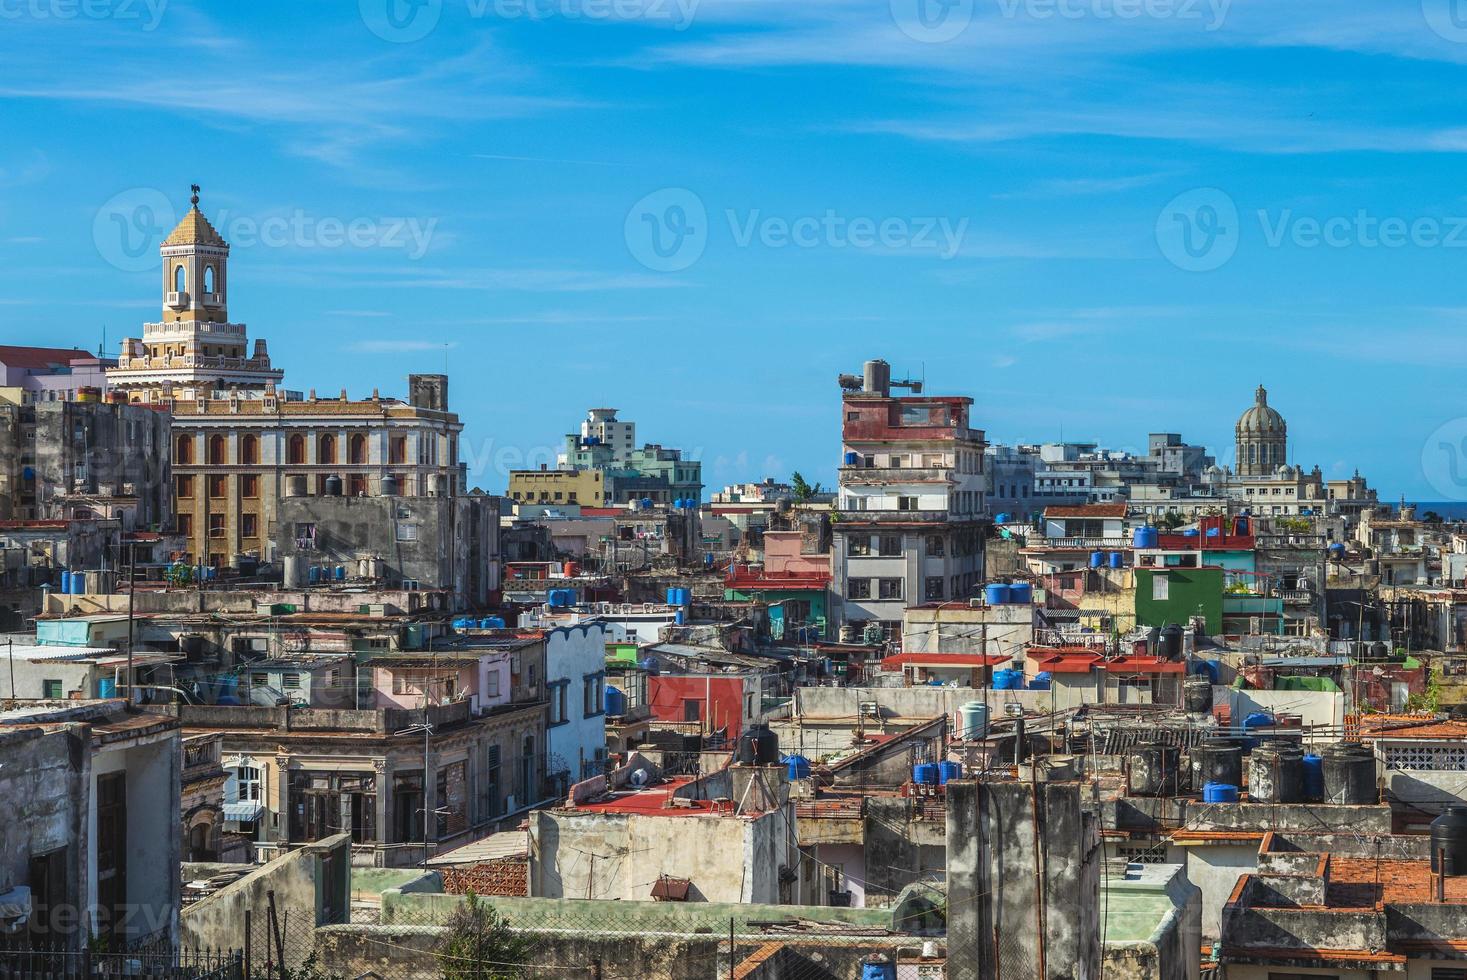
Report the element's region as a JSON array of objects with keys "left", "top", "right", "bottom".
[
  {"left": 0, "top": 725, "right": 87, "bottom": 945},
  {"left": 180, "top": 834, "right": 351, "bottom": 964},
  {"left": 947, "top": 779, "right": 1100, "bottom": 980},
  {"left": 862, "top": 796, "right": 945, "bottom": 904}
]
